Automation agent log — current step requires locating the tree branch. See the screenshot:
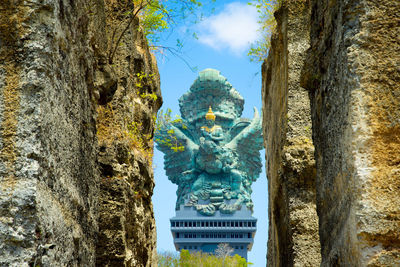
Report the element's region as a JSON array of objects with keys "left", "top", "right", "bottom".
[
  {"left": 108, "top": 0, "right": 148, "bottom": 64},
  {"left": 150, "top": 45, "right": 197, "bottom": 72}
]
